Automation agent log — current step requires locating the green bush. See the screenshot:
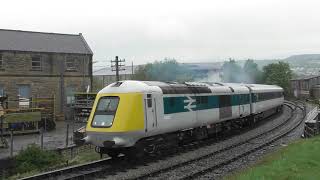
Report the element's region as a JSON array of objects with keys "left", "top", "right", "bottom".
[{"left": 14, "top": 144, "right": 63, "bottom": 173}]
